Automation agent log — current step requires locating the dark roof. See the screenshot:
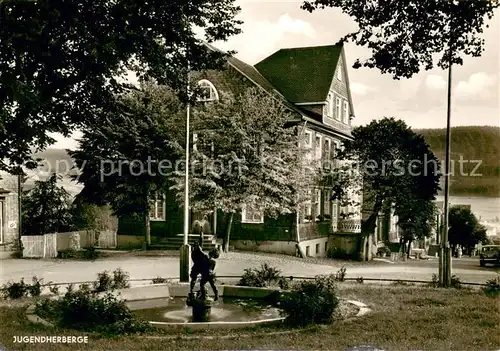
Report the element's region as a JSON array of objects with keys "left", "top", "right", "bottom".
[
  {"left": 203, "top": 43, "right": 304, "bottom": 118},
  {"left": 255, "top": 44, "right": 343, "bottom": 103}
]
